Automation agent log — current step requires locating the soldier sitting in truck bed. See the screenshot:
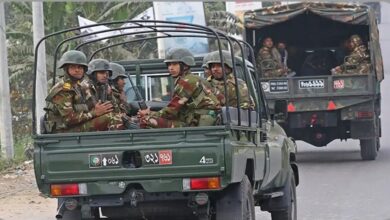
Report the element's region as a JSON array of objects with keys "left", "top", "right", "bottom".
[
  {"left": 110, "top": 62, "right": 132, "bottom": 115},
  {"left": 256, "top": 37, "right": 288, "bottom": 78},
  {"left": 44, "top": 51, "right": 125, "bottom": 133},
  {"left": 138, "top": 48, "right": 222, "bottom": 128},
  {"left": 207, "top": 50, "right": 255, "bottom": 110},
  {"left": 331, "top": 34, "right": 371, "bottom": 75}
]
